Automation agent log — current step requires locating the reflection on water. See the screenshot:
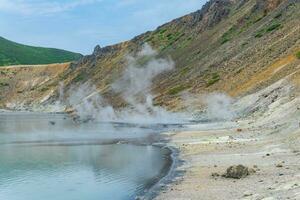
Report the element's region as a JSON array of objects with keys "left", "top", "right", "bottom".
[{"left": 0, "top": 113, "right": 172, "bottom": 200}]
